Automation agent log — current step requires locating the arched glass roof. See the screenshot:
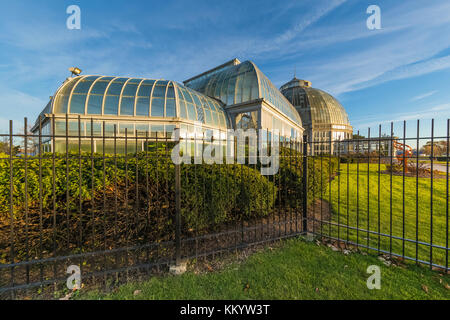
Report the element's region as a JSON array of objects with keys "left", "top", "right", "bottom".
[
  {"left": 184, "top": 61, "right": 302, "bottom": 126},
  {"left": 280, "top": 80, "right": 350, "bottom": 128},
  {"left": 48, "top": 75, "right": 228, "bottom": 129}
]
